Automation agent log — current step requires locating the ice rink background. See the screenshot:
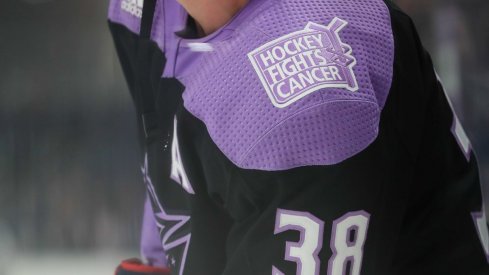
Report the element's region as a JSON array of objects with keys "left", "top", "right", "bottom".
[
  {"left": 1, "top": 251, "right": 135, "bottom": 275},
  {"left": 1, "top": 0, "right": 488, "bottom": 274}
]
